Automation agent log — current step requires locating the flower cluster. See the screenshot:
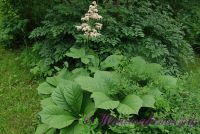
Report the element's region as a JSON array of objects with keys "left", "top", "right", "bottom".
[{"left": 75, "top": 1, "right": 103, "bottom": 37}]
